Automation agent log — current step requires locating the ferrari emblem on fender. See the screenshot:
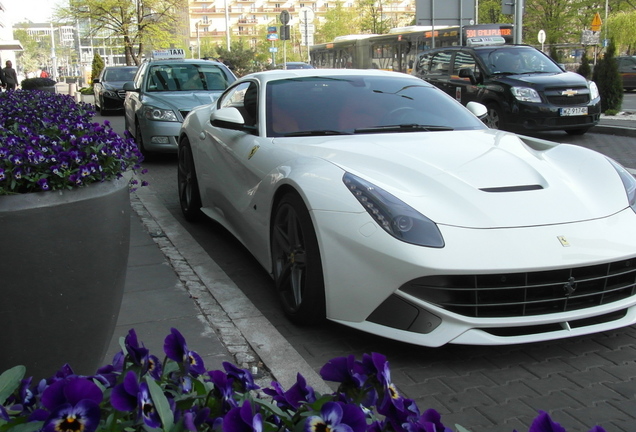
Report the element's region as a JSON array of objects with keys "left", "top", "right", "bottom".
[
  {"left": 557, "top": 236, "right": 570, "bottom": 247},
  {"left": 561, "top": 89, "right": 578, "bottom": 97},
  {"left": 248, "top": 145, "right": 260, "bottom": 160}
]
